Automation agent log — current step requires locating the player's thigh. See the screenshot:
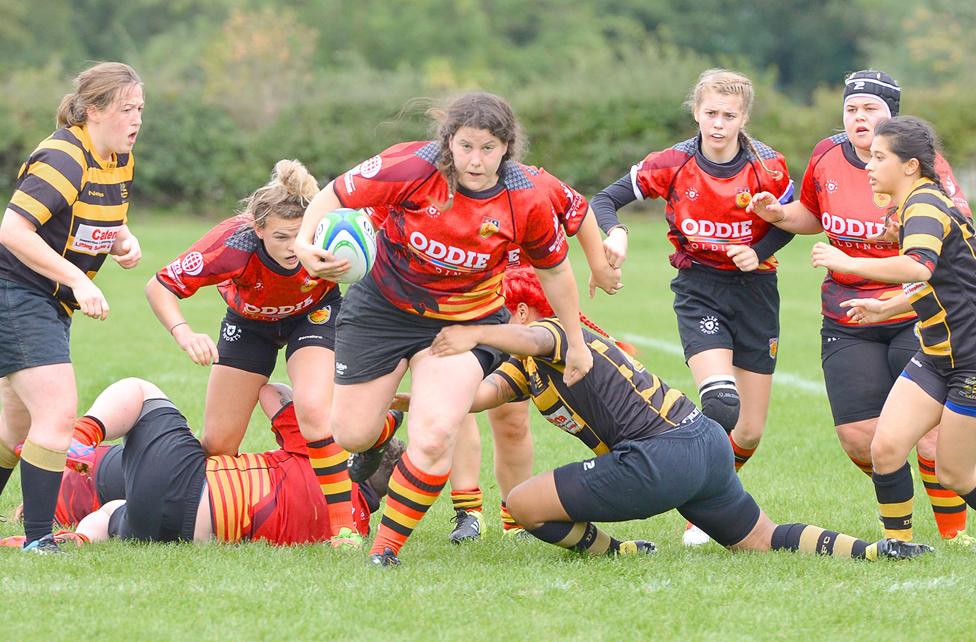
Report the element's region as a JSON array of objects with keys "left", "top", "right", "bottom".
[
  {"left": 935, "top": 407, "right": 976, "bottom": 492},
  {"left": 872, "top": 374, "right": 944, "bottom": 470},
  {"left": 822, "top": 328, "right": 898, "bottom": 426},
  {"left": 331, "top": 361, "right": 408, "bottom": 452},
  {"left": 0, "top": 376, "right": 30, "bottom": 445},
  {"left": 286, "top": 346, "right": 336, "bottom": 440},
  {"left": 202, "top": 365, "right": 267, "bottom": 456},
  {"left": 688, "top": 348, "right": 735, "bottom": 388},
  {"left": 7, "top": 362, "right": 77, "bottom": 450}
]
